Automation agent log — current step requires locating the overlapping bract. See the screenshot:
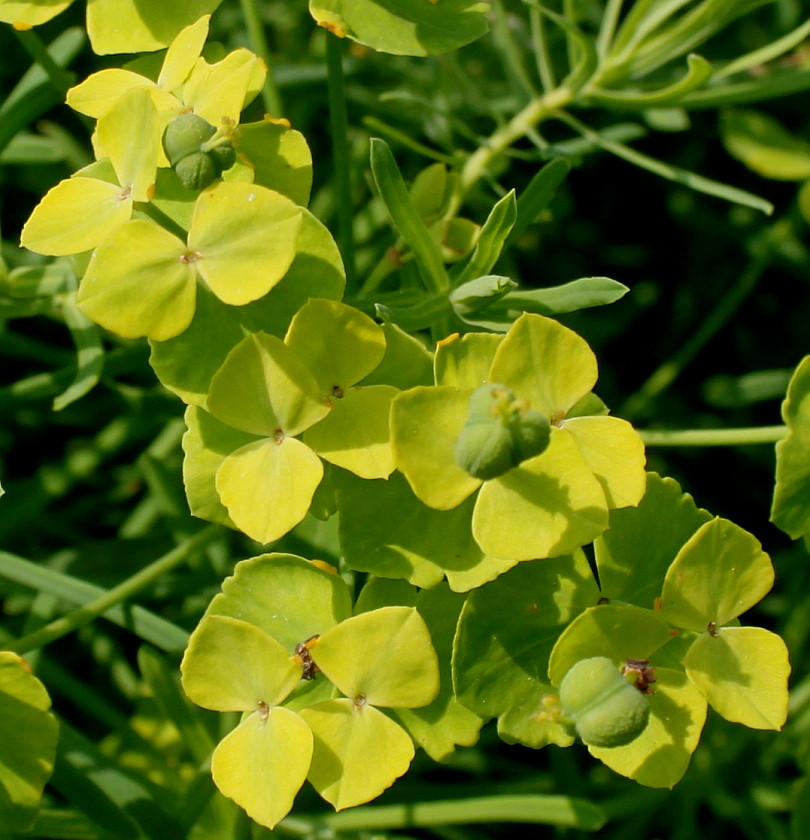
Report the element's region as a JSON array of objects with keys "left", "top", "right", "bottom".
[
  {"left": 180, "top": 554, "right": 440, "bottom": 826},
  {"left": 392, "top": 313, "right": 647, "bottom": 562}
]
